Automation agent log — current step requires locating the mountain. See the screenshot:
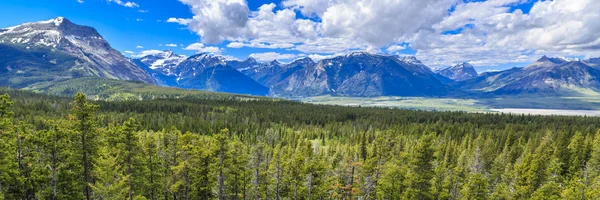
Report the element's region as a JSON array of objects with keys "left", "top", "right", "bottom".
[
  {"left": 268, "top": 52, "right": 453, "bottom": 97},
  {"left": 0, "top": 17, "right": 155, "bottom": 86},
  {"left": 144, "top": 53, "right": 269, "bottom": 96},
  {"left": 435, "top": 62, "right": 478, "bottom": 81},
  {"left": 229, "top": 58, "right": 311, "bottom": 88},
  {"left": 227, "top": 57, "right": 260, "bottom": 71},
  {"left": 132, "top": 50, "right": 186, "bottom": 86},
  {"left": 456, "top": 56, "right": 600, "bottom": 96}
]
